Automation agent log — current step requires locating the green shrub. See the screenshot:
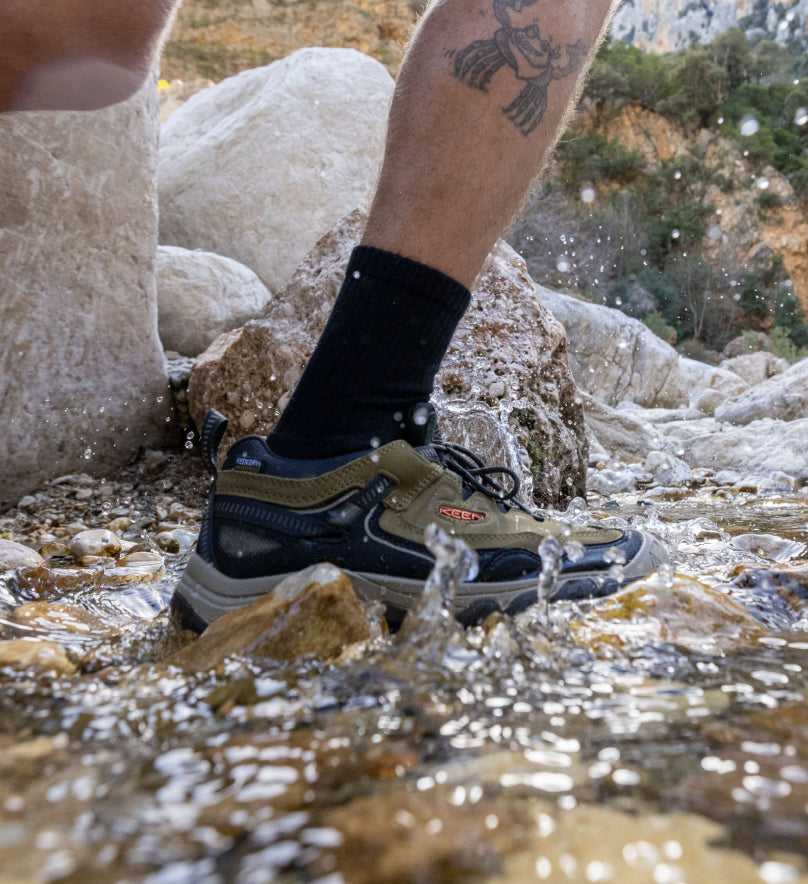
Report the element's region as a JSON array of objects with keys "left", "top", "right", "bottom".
[{"left": 642, "top": 312, "right": 678, "bottom": 345}]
